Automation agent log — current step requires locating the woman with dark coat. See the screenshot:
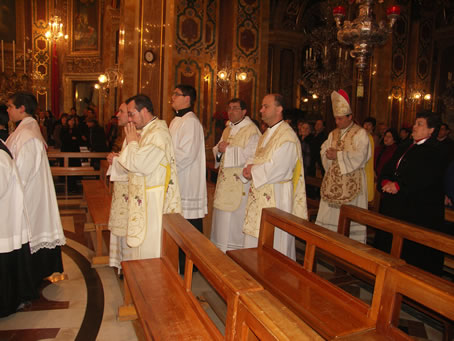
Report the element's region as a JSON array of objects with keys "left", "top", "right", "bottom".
[
  {"left": 376, "top": 111, "right": 445, "bottom": 275},
  {"left": 374, "top": 128, "right": 399, "bottom": 178}
]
